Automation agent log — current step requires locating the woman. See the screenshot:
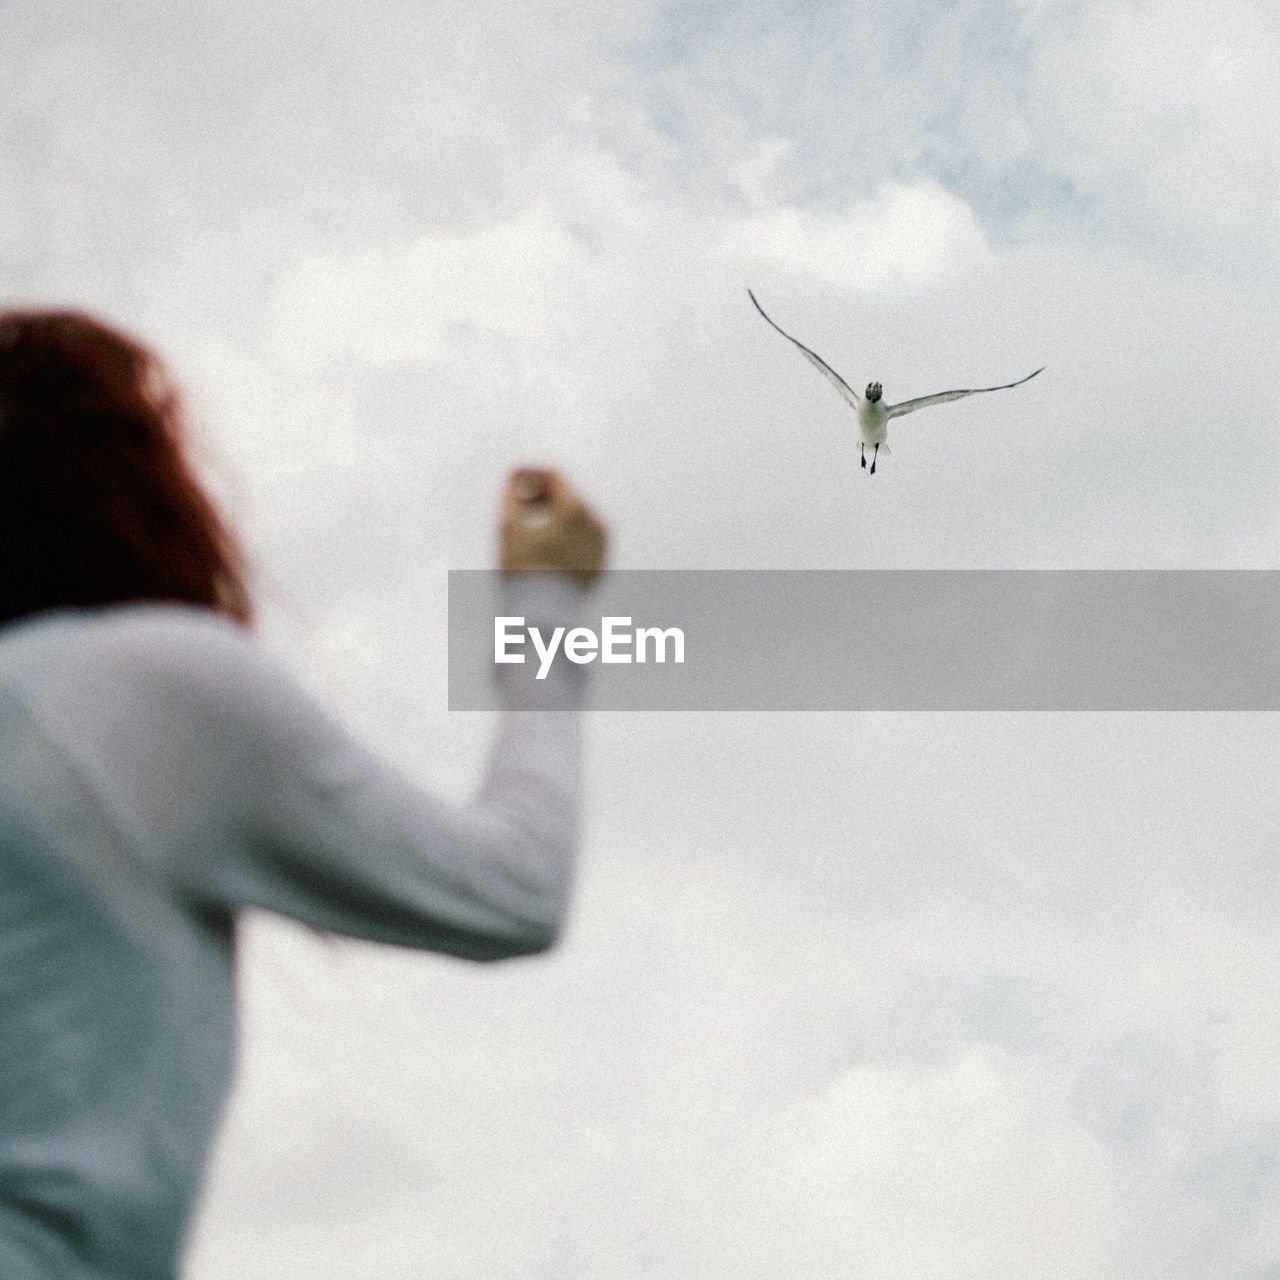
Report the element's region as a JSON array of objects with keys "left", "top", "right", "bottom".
[{"left": 0, "top": 309, "right": 606, "bottom": 1278}]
